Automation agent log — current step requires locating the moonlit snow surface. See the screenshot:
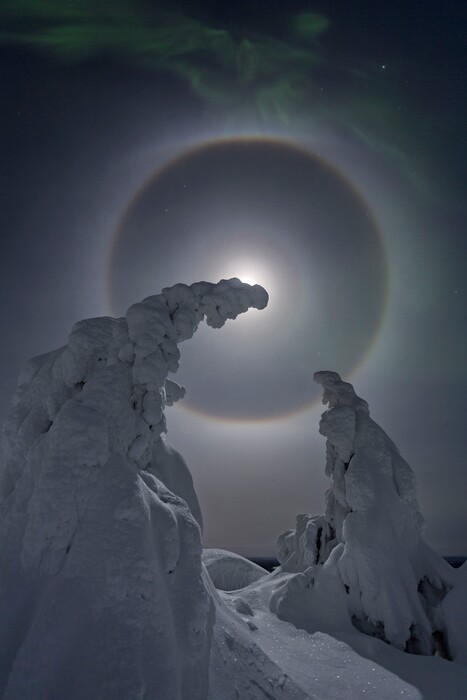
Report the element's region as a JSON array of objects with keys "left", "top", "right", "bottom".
[{"left": 0, "top": 281, "right": 466, "bottom": 699}]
